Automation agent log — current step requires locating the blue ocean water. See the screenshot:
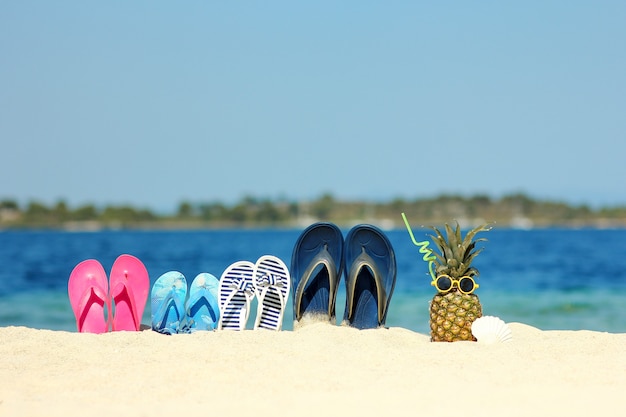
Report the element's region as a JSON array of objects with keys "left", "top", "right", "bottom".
[{"left": 1, "top": 227, "right": 625, "bottom": 334}]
